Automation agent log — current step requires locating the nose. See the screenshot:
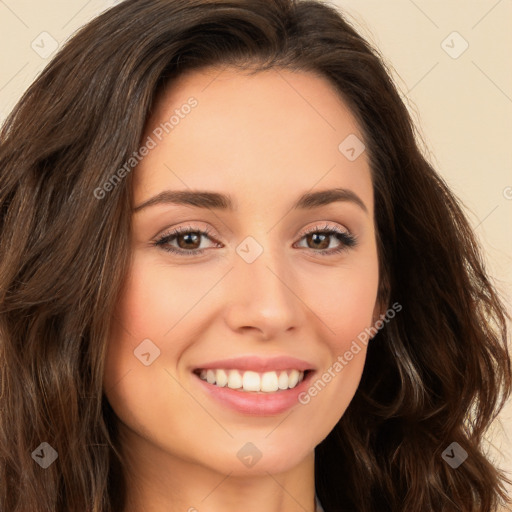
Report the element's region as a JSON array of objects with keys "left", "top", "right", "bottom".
[{"left": 223, "top": 244, "right": 303, "bottom": 341}]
